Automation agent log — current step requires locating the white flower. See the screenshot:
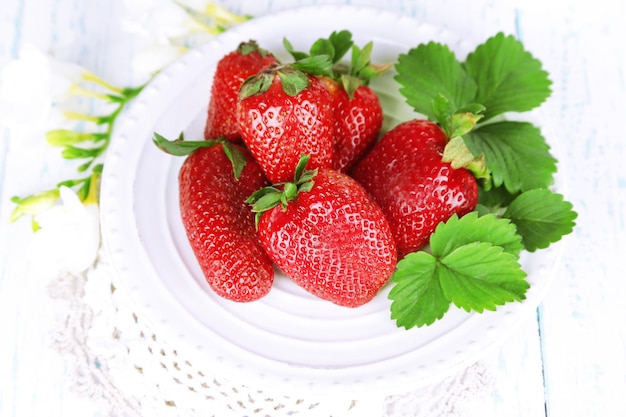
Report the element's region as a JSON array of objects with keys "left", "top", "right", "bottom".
[
  {"left": 0, "top": 44, "right": 59, "bottom": 132},
  {"left": 0, "top": 44, "right": 119, "bottom": 136},
  {"left": 27, "top": 186, "right": 100, "bottom": 279},
  {"left": 121, "top": 0, "right": 248, "bottom": 80},
  {"left": 121, "top": 0, "right": 194, "bottom": 46},
  {"left": 131, "top": 44, "right": 188, "bottom": 81}
]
